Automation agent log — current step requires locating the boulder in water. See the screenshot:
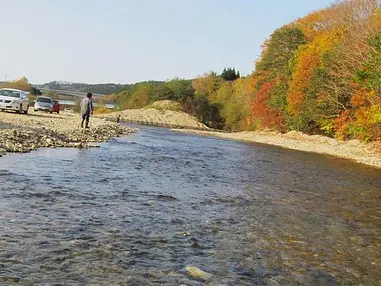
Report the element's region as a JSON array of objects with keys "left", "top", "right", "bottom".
[{"left": 185, "top": 266, "right": 212, "bottom": 281}]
